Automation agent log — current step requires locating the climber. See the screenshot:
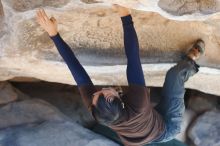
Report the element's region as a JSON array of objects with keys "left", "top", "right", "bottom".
[{"left": 36, "top": 5, "right": 205, "bottom": 146}]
